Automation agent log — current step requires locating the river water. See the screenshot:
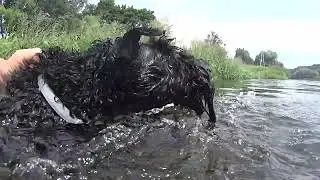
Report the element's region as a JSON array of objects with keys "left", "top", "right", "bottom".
[{"left": 1, "top": 79, "right": 320, "bottom": 180}]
